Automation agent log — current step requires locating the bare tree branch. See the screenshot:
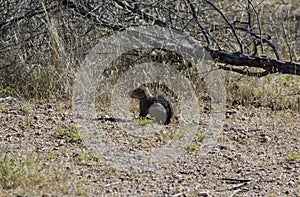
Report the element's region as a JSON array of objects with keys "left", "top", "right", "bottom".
[
  {"left": 208, "top": 49, "right": 300, "bottom": 75},
  {"left": 204, "top": 0, "right": 244, "bottom": 53},
  {"left": 218, "top": 64, "right": 270, "bottom": 77},
  {"left": 280, "top": 0, "right": 293, "bottom": 62},
  {"left": 186, "top": 0, "right": 212, "bottom": 48},
  {"left": 247, "top": 0, "right": 264, "bottom": 54}
]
